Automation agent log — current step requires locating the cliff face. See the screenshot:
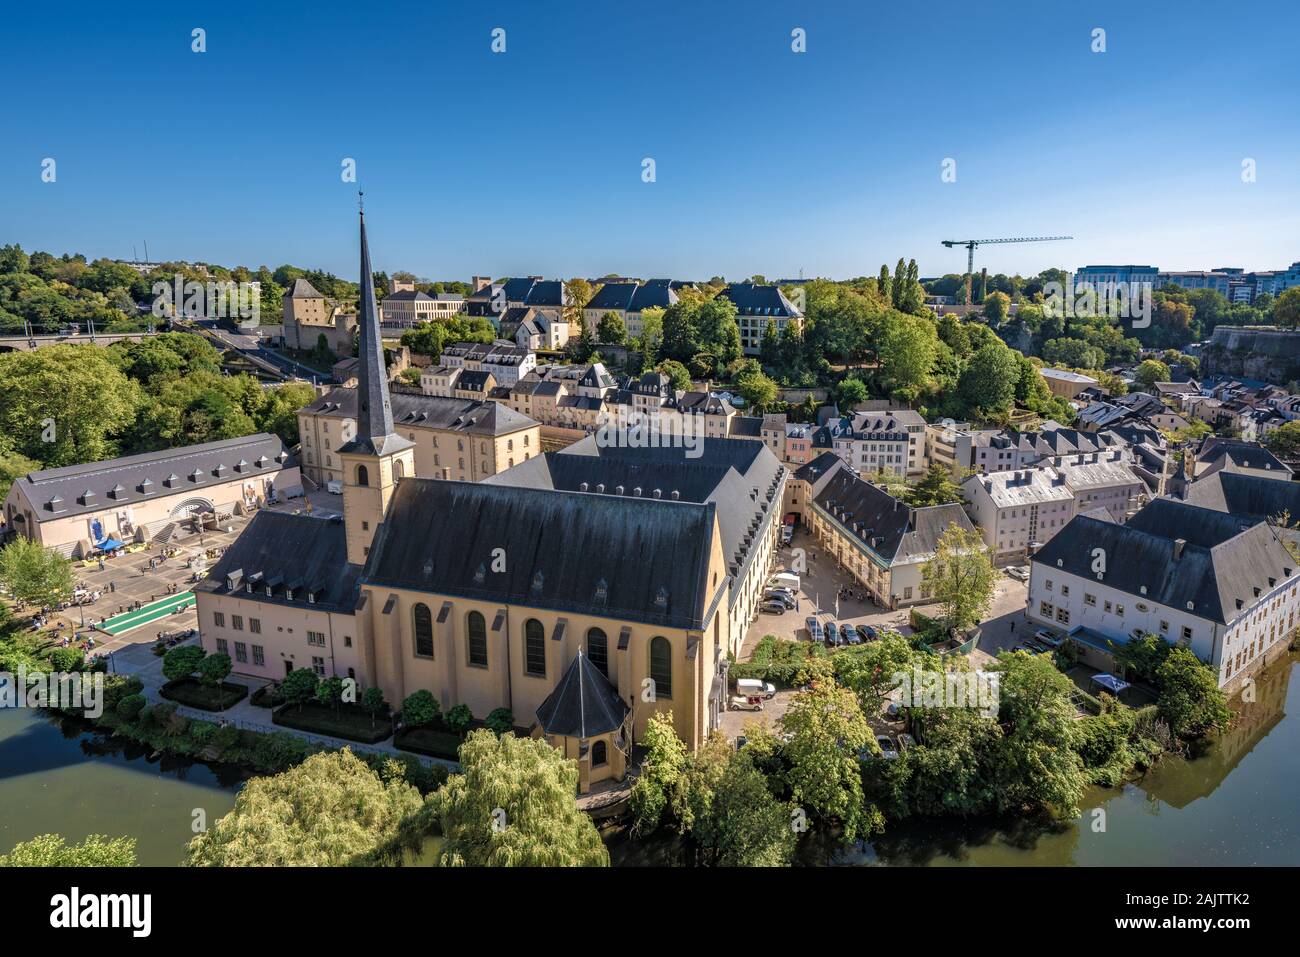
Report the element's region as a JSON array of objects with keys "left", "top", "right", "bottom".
[{"left": 1201, "top": 326, "right": 1300, "bottom": 385}]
